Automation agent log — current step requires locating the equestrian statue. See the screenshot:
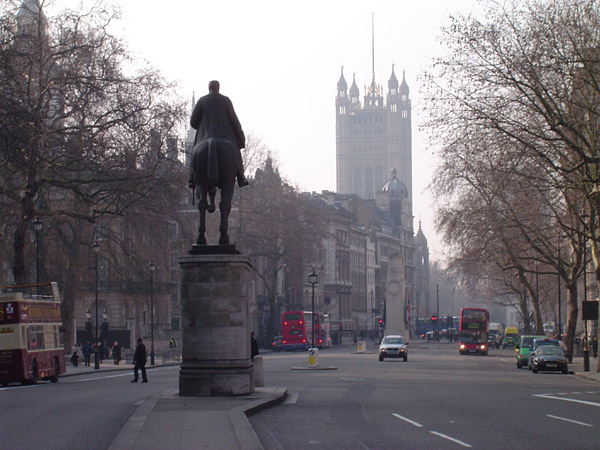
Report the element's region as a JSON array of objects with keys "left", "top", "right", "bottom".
[{"left": 188, "top": 80, "right": 248, "bottom": 246}]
